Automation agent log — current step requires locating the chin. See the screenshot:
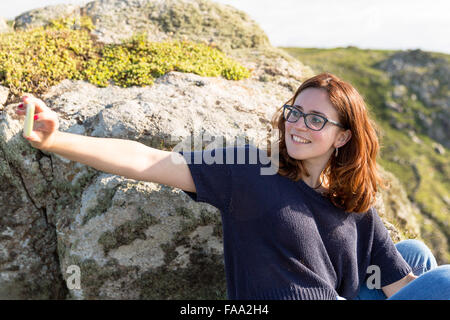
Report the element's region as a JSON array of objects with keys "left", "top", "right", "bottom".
[
  {"left": 285, "top": 142, "right": 307, "bottom": 160},
  {"left": 287, "top": 150, "right": 308, "bottom": 161}
]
